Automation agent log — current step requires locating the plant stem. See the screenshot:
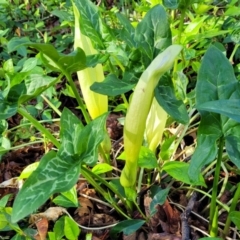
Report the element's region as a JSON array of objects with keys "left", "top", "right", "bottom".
[
  {"left": 223, "top": 183, "right": 240, "bottom": 238},
  {"left": 18, "top": 107, "right": 60, "bottom": 148},
  {"left": 41, "top": 94, "right": 62, "bottom": 116},
  {"left": 229, "top": 44, "right": 240, "bottom": 64},
  {"left": 209, "top": 136, "right": 224, "bottom": 235},
  {"left": 81, "top": 166, "right": 131, "bottom": 218},
  {"left": 63, "top": 70, "right": 91, "bottom": 124}
]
